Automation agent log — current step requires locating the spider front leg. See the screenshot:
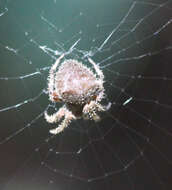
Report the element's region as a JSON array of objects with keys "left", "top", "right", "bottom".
[
  {"left": 83, "top": 101, "right": 105, "bottom": 122},
  {"left": 50, "top": 53, "right": 65, "bottom": 74},
  {"left": 49, "top": 109, "right": 76, "bottom": 135},
  {"left": 44, "top": 106, "right": 66, "bottom": 123},
  {"left": 88, "top": 57, "right": 104, "bottom": 82},
  {"left": 48, "top": 54, "right": 65, "bottom": 102}
]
